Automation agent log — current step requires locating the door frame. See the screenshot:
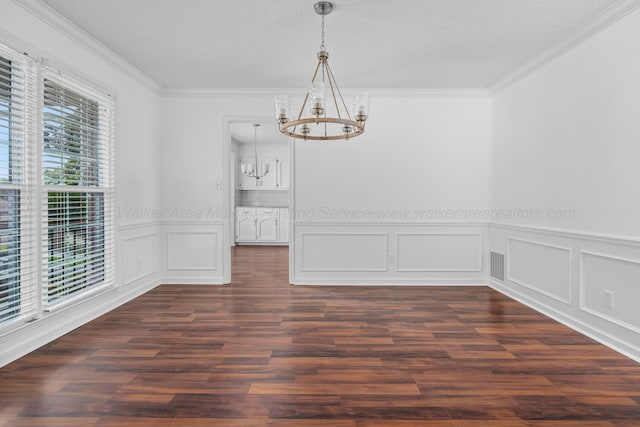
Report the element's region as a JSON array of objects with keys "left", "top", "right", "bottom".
[{"left": 222, "top": 116, "right": 295, "bottom": 284}]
